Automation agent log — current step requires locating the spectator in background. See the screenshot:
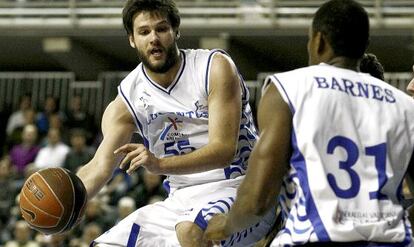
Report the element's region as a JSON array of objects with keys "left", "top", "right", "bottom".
[
  {"left": 359, "top": 53, "right": 385, "bottom": 80},
  {"left": 0, "top": 110, "right": 8, "bottom": 157},
  {"left": 115, "top": 196, "right": 136, "bottom": 224},
  {"left": 80, "top": 223, "right": 103, "bottom": 247},
  {"left": 9, "top": 124, "right": 40, "bottom": 178},
  {"left": 6, "top": 108, "right": 37, "bottom": 151},
  {"left": 35, "top": 232, "right": 69, "bottom": 247},
  {"left": 73, "top": 198, "right": 113, "bottom": 238},
  {"left": 46, "top": 112, "right": 68, "bottom": 144},
  {"left": 33, "top": 128, "right": 70, "bottom": 170},
  {"left": 4, "top": 220, "right": 39, "bottom": 247},
  {"left": 104, "top": 167, "right": 137, "bottom": 206},
  {"left": 36, "top": 96, "right": 64, "bottom": 137},
  {"left": 1, "top": 194, "right": 22, "bottom": 244},
  {"left": 65, "top": 95, "right": 95, "bottom": 144},
  {"left": 22, "top": 108, "right": 36, "bottom": 126},
  {"left": 63, "top": 129, "right": 94, "bottom": 173},
  {"left": 6, "top": 94, "right": 32, "bottom": 137},
  {"left": 130, "top": 170, "right": 167, "bottom": 209},
  {"left": 0, "top": 157, "right": 19, "bottom": 237}
]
